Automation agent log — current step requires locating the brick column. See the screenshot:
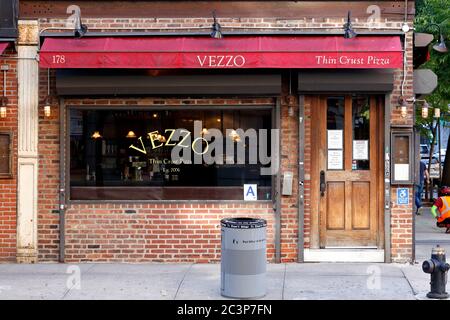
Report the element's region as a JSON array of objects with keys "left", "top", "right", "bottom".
[{"left": 16, "top": 20, "right": 40, "bottom": 263}]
